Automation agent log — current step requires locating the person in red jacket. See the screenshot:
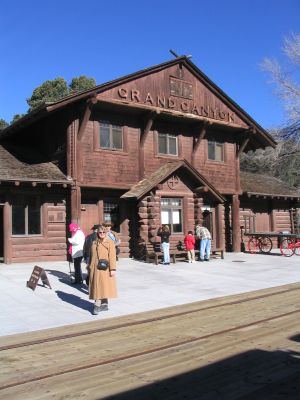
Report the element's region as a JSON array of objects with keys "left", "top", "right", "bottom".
[{"left": 184, "top": 230, "right": 196, "bottom": 263}]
